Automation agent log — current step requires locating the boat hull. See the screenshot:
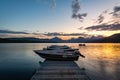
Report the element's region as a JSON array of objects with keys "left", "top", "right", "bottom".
[{"left": 34, "top": 51, "right": 79, "bottom": 61}]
